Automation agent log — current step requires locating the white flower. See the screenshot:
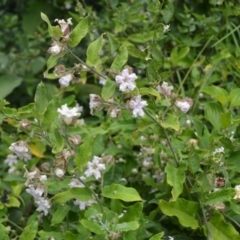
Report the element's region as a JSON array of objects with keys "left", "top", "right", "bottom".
[
  {"left": 212, "top": 147, "right": 224, "bottom": 156},
  {"left": 48, "top": 42, "right": 62, "bottom": 55},
  {"left": 163, "top": 24, "right": 170, "bottom": 33},
  {"left": 57, "top": 104, "right": 81, "bottom": 125},
  {"left": 142, "top": 157, "right": 153, "bottom": 168},
  {"left": 59, "top": 74, "right": 73, "bottom": 87},
  {"left": 8, "top": 166, "right": 16, "bottom": 173},
  {"left": 89, "top": 94, "right": 102, "bottom": 115},
  {"left": 84, "top": 156, "right": 106, "bottom": 180},
  {"left": 74, "top": 199, "right": 95, "bottom": 210},
  {"left": 99, "top": 76, "right": 107, "bottom": 85},
  {"left": 35, "top": 197, "right": 51, "bottom": 216},
  {"left": 234, "top": 185, "right": 240, "bottom": 200},
  {"left": 129, "top": 95, "right": 148, "bottom": 117},
  {"left": 156, "top": 81, "right": 173, "bottom": 96},
  {"left": 26, "top": 185, "right": 44, "bottom": 200},
  {"left": 4, "top": 154, "right": 18, "bottom": 166},
  {"left": 69, "top": 177, "right": 85, "bottom": 188},
  {"left": 9, "top": 141, "right": 31, "bottom": 161},
  {"left": 169, "top": 237, "right": 174, "bottom": 240},
  {"left": 40, "top": 175, "right": 47, "bottom": 181},
  {"left": 115, "top": 68, "right": 137, "bottom": 92},
  {"left": 109, "top": 108, "right": 121, "bottom": 118},
  {"left": 54, "top": 168, "right": 65, "bottom": 178},
  {"left": 175, "top": 99, "right": 193, "bottom": 113},
  {"left": 55, "top": 18, "right": 72, "bottom": 35}
]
